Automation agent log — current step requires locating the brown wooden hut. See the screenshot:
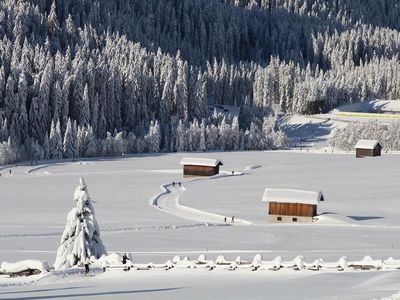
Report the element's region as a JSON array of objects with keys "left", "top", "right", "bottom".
[
  {"left": 180, "top": 158, "right": 223, "bottom": 177},
  {"left": 262, "top": 189, "right": 324, "bottom": 223},
  {"left": 355, "top": 140, "right": 382, "bottom": 158}
]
